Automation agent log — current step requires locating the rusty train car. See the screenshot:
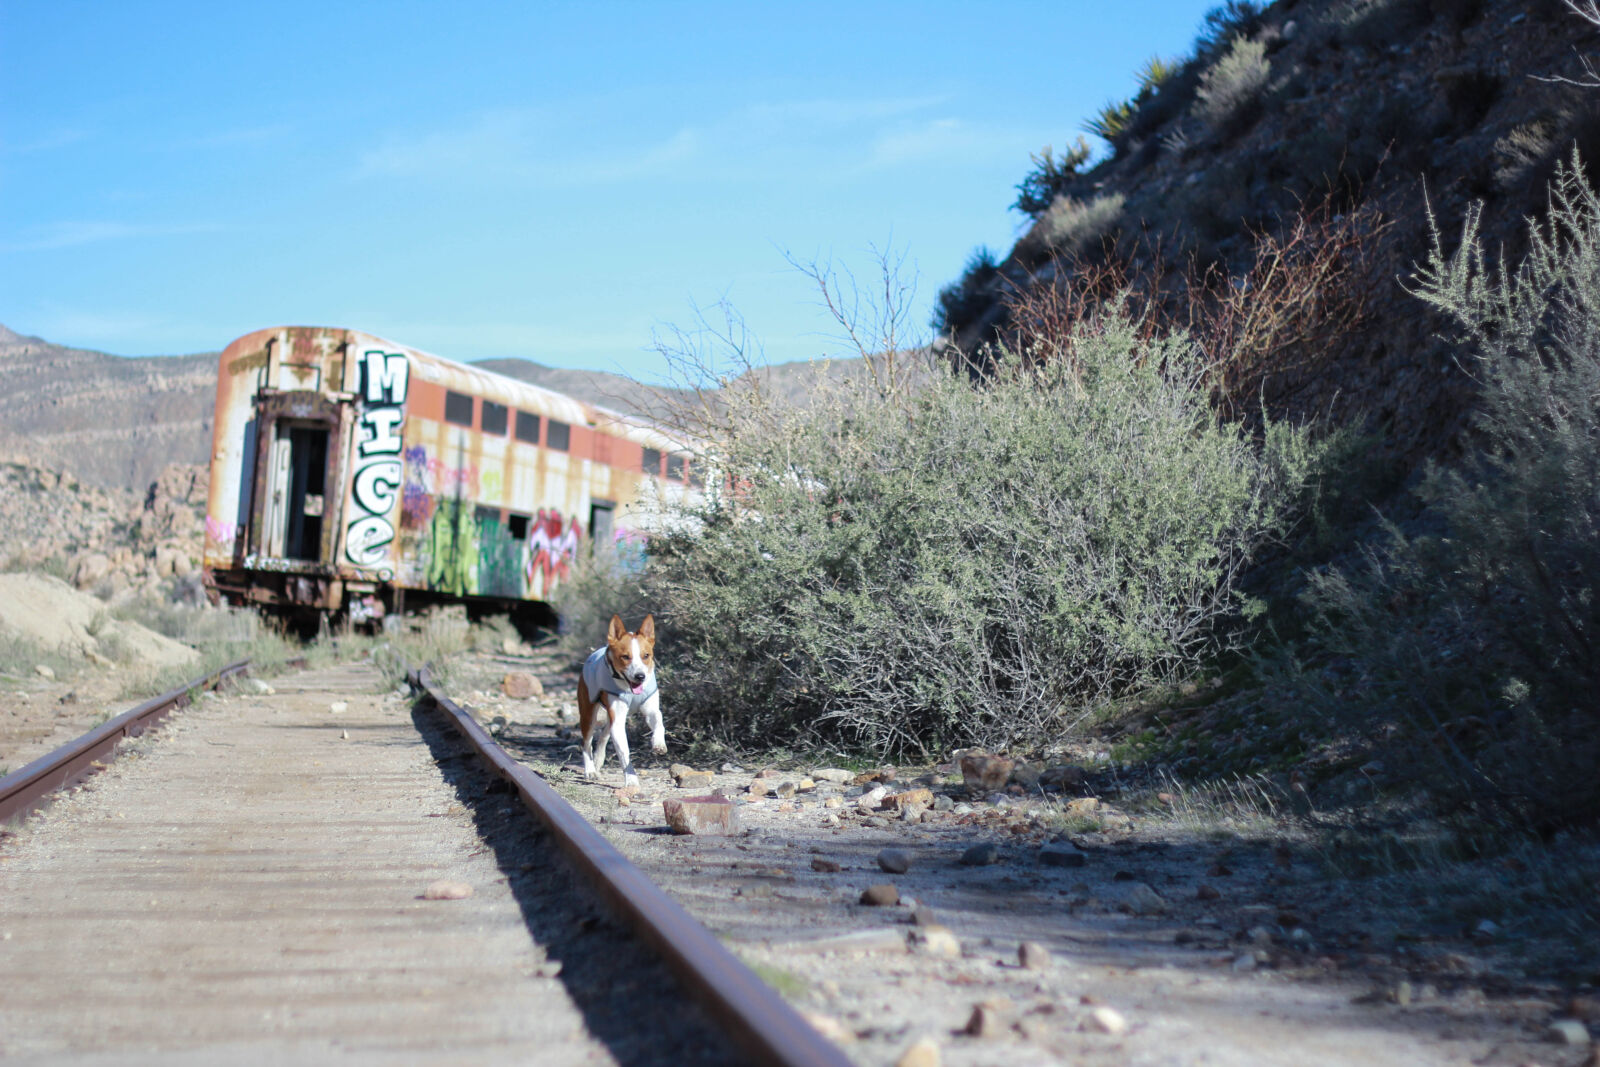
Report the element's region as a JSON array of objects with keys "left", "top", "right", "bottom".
[{"left": 202, "top": 326, "right": 698, "bottom": 625}]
